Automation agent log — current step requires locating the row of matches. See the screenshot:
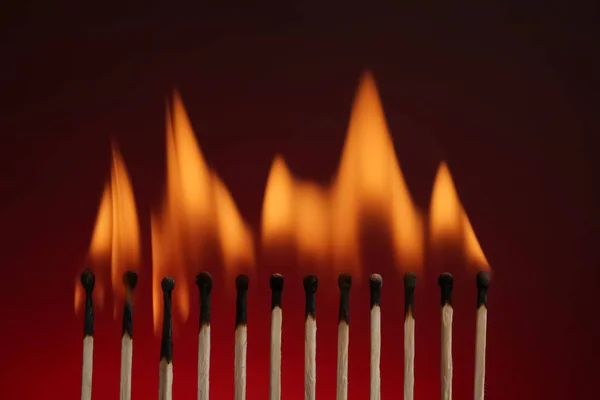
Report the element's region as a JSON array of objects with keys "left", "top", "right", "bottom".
[{"left": 79, "top": 269, "right": 491, "bottom": 400}]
